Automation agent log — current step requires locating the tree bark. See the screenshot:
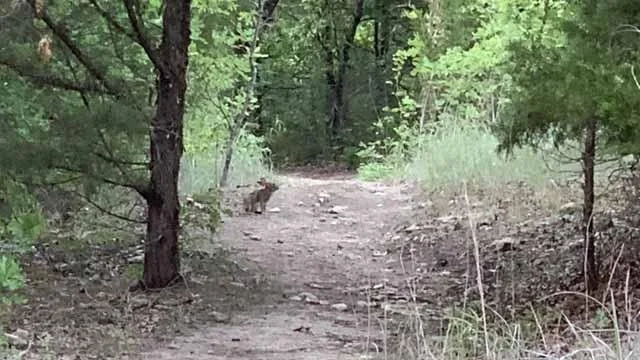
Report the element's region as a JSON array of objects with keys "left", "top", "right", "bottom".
[
  {"left": 373, "top": 0, "right": 391, "bottom": 110},
  {"left": 582, "top": 117, "right": 598, "bottom": 293},
  {"left": 219, "top": 127, "right": 238, "bottom": 187},
  {"left": 249, "top": 0, "right": 280, "bottom": 136},
  {"left": 143, "top": 0, "right": 192, "bottom": 289},
  {"left": 325, "top": 0, "right": 364, "bottom": 141}
]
